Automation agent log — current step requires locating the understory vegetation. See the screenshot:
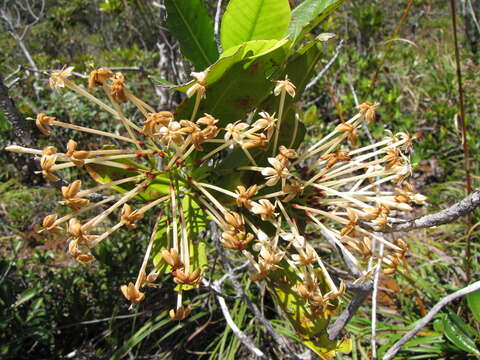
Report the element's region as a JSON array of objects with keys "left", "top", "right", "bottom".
[{"left": 0, "top": 0, "right": 479, "bottom": 359}]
